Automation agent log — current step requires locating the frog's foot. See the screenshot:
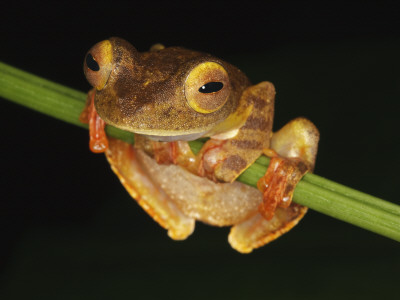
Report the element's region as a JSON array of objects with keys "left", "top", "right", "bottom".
[
  {"left": 257, "top": 152, "right": 309, "bottom": 220},
  {"left": 229, "top": 204, "right": 307, "bottom": 253},
  {"left": 106, "top": 138, "right": 195, "bottom": 240},
  {"left": 196, "top": 139, "right": 228, "bottom": 182},
  {"left": 151, "top": 141, "right": 178, "bottom": 164},
  {"left": 148, "top": 140, "right": 199, "bottom": 174},
  {"left": 150, "top": 138, "right": 241, "bottom": 183},
  {"left": 80, "top": 89, "right": 108, "bottom": 153}
]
